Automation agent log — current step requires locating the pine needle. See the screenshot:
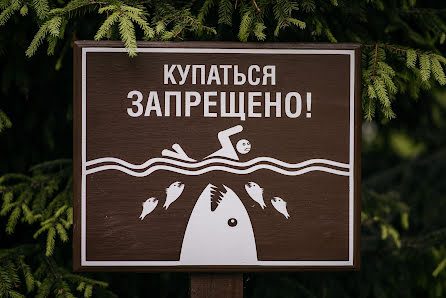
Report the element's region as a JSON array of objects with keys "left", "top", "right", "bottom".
[
  {"left": 431, "top": 57, "right": 446, "bottom": 85},
  {"left": 118, "top": 14, "right": 137, "bottom": 57},
  {"left": 406, "top": 49, "right": 417, "bottom": 68},
  {"left": 0, "top": 110, "right": 12, "bottom": 132},
  {"left": 419, "top": 54, "right": 431, "bottom": 81},
  {"left": 218, "top": 0, "right": 232, "bottom": 26},
  {"left": 45, "top": 227, "right": 56, "bottom": 256},
  {"left": 95, "top": 11, "right": 120, "bottom": 41}
]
